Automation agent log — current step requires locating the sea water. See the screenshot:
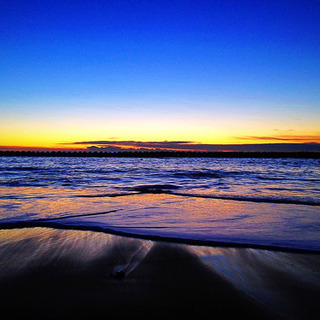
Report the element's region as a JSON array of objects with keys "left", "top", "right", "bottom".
[{"left": 0, "top": 156, "right": 319, "bottom": 251}]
